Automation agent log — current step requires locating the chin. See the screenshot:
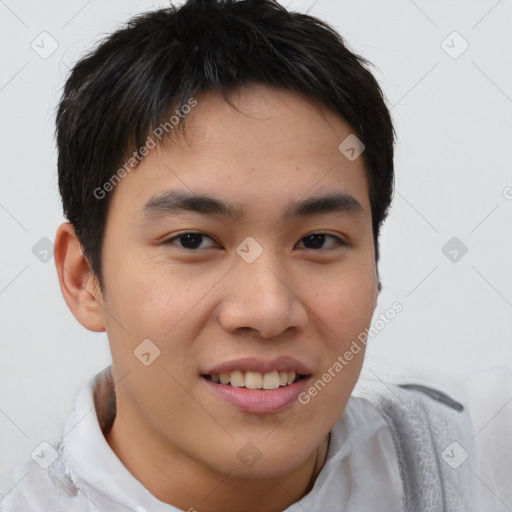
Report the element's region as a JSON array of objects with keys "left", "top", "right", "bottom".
[{"left": 205, "top": 440, "right": 314, "bottom": 479}]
